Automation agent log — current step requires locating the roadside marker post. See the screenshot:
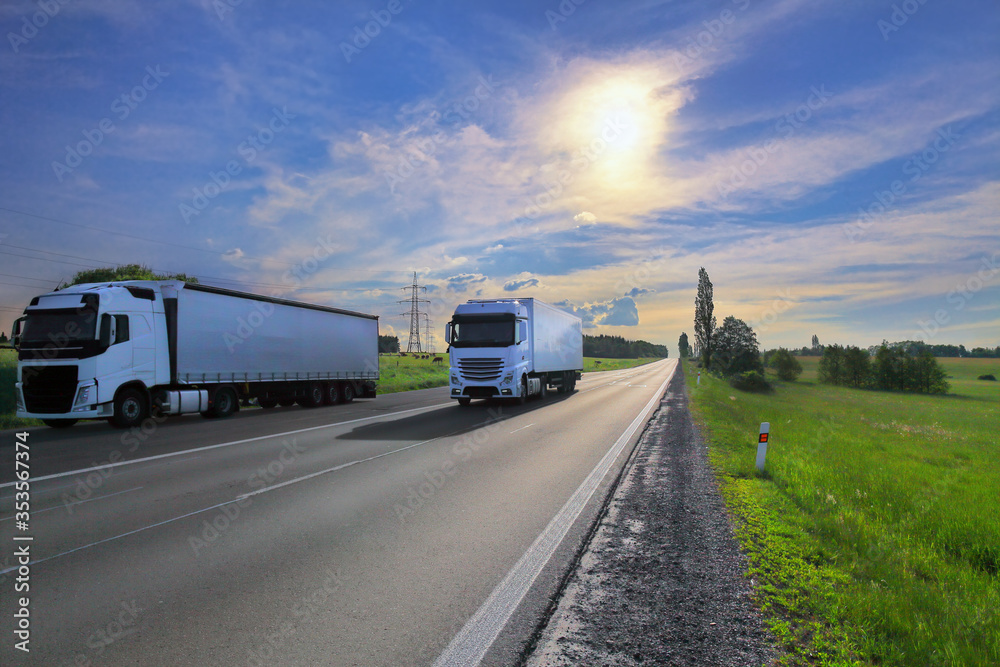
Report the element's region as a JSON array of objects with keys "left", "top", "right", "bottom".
[
  {"left": 756, "top": 422, "right": 770, "bottom": 473},
  {"left": 697, "top": 371, "right": 701, "bottom": 386}
]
